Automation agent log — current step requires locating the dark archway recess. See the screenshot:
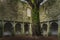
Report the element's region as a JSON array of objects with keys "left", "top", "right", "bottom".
[
  {"left": 15, "top": 23, "right": 21, "bottom": 32},
  {"left": 50, "top": 22, "right": 58, "bottom": 36},
  {"left": 4, "top": 22, "right": 13, "bottom": 36},
  {"left": 41, "top": 24, "right": 47, "bottom": 36},
  {"left": 24, "top": 23, "right": 29, "bottom": 32},
  {"left": 0, "top": 25, "right": 3, "bottom": 37},
  {"left": 4, "top": 22, "right": 13, "bottom": 32},
  {"left": 0, "top": 22, "right": 3, "bottom": 37},
  {"left": 42, "top": 24, "right": 47, "bottom": 31}
]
